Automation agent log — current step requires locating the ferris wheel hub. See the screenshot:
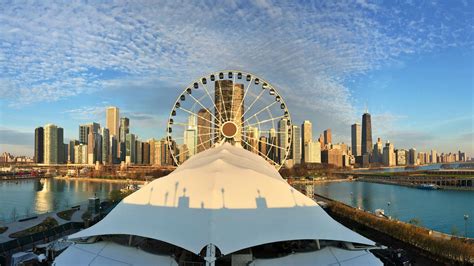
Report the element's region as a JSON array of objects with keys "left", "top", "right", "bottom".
[{"left": 221, "top": 121, "right": 238, "bottom": 139}]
